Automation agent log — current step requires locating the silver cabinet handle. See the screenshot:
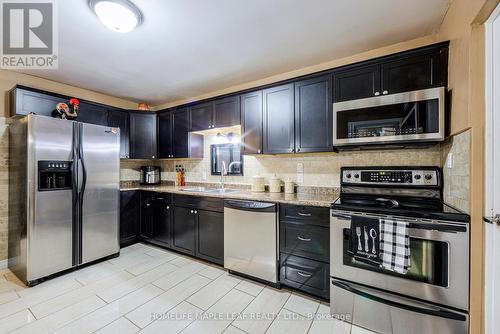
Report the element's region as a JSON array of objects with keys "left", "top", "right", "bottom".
[
  {"left": 382, "top": 90, "right": 388, "bottom": 95},
  {"left": 297, "top": 271, "right": 312, "bottom": 278},
  {"left": 152, "top": 155, "right": 156, "bottom": 158},
  {"left": 374, "top": 92, "right": 380, "bottom": 96},
  {"left": 297, "top": 236, "right": 311, "bottom": 242},
  {"left": 297, "top": 212, "right": 311, "bottom": 217},
  {"left": 190, "top": 210, "right": 194, "bottom": 213},
  {"left": 146, "top": 203, "right": 151, "bottom": 207},
  {"left": 194, "top": 210, "right": 198, "bottom": 214},
  {"left": 166, "top": 206, "right": 170, "bottom": 210},
  {"left": 257, "top": 149, "right": 261, "bottom": 154}
]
